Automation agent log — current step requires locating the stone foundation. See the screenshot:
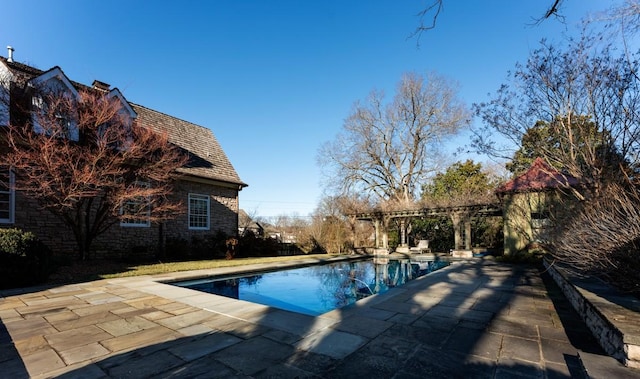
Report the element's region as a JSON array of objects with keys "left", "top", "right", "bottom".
[{"left": 450, "top": 249, "right": 473, "bottom": 258}]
